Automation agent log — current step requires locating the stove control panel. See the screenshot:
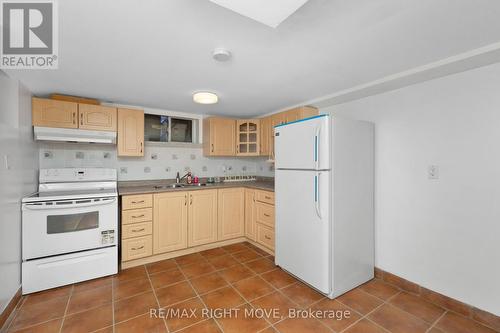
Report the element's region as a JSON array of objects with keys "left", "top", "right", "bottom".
[{"left": 101, "top": 230, "right": 116, "bottom": 245}]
